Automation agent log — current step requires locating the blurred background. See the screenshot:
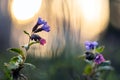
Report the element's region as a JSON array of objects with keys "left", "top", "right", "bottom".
[{"left": 0, "top": 0, "right": 120, "bottom": 80}]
